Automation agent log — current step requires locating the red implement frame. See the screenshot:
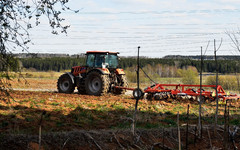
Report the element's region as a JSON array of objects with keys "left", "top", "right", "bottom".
[{"left": 144, "top": 84, "right": 240, "bottom": 101}]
